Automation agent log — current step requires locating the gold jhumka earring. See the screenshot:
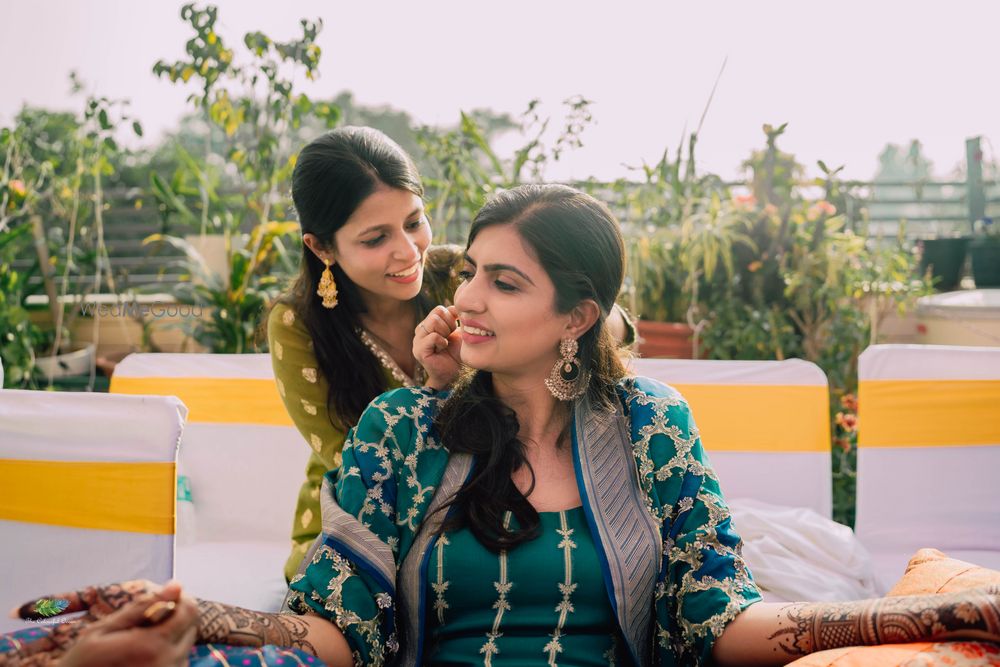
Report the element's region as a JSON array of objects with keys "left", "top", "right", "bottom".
[{"left": 317, "top": 258, "right": 338, "bottom": 309}]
